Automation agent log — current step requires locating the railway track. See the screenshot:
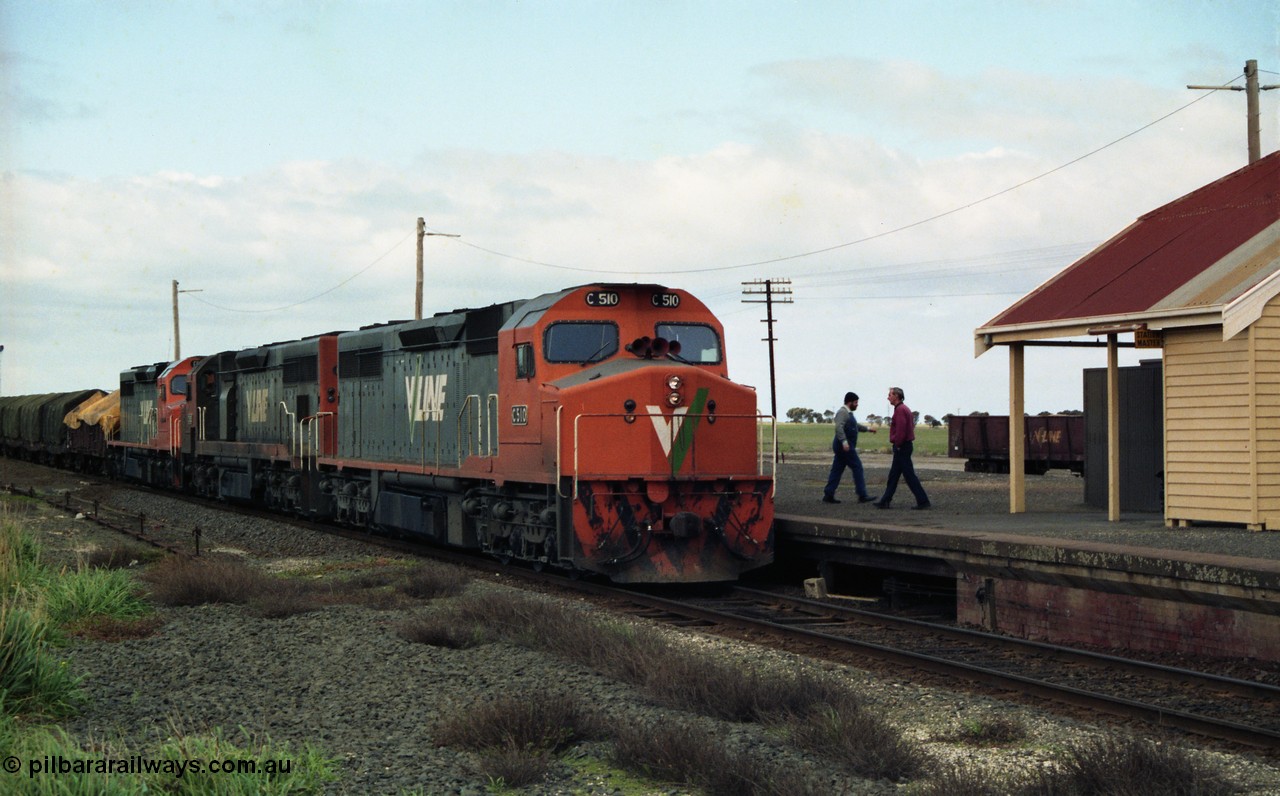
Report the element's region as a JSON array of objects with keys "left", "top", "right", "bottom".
[
  {"left": 9, "top": 473, "right": 1280, "bottom": 751},
  {"left": 570, "top": 583, "right": 1280, "bottom": 750}
]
